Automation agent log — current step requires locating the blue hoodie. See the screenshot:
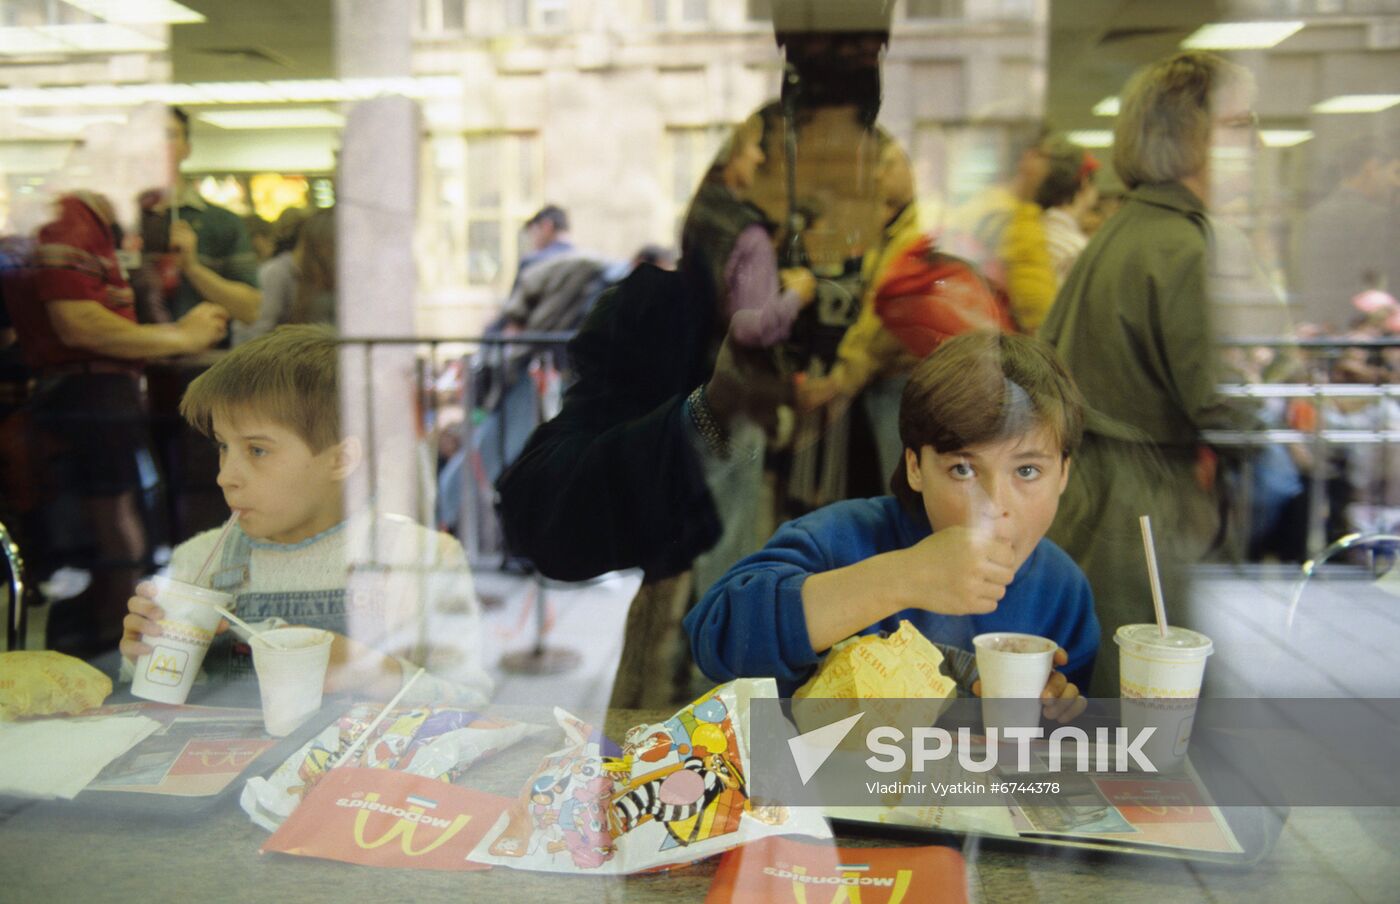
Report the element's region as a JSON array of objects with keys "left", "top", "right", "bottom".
[{"left": 684, "top": 496, "right": 1099, "bottom": 696}]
